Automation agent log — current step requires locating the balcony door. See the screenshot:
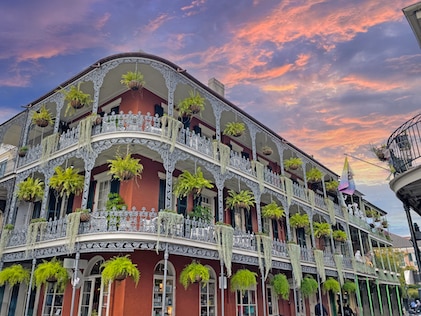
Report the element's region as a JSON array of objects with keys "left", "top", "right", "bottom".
[{"left": 79, "top": 257, "right": 106, "bottom": 316}]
